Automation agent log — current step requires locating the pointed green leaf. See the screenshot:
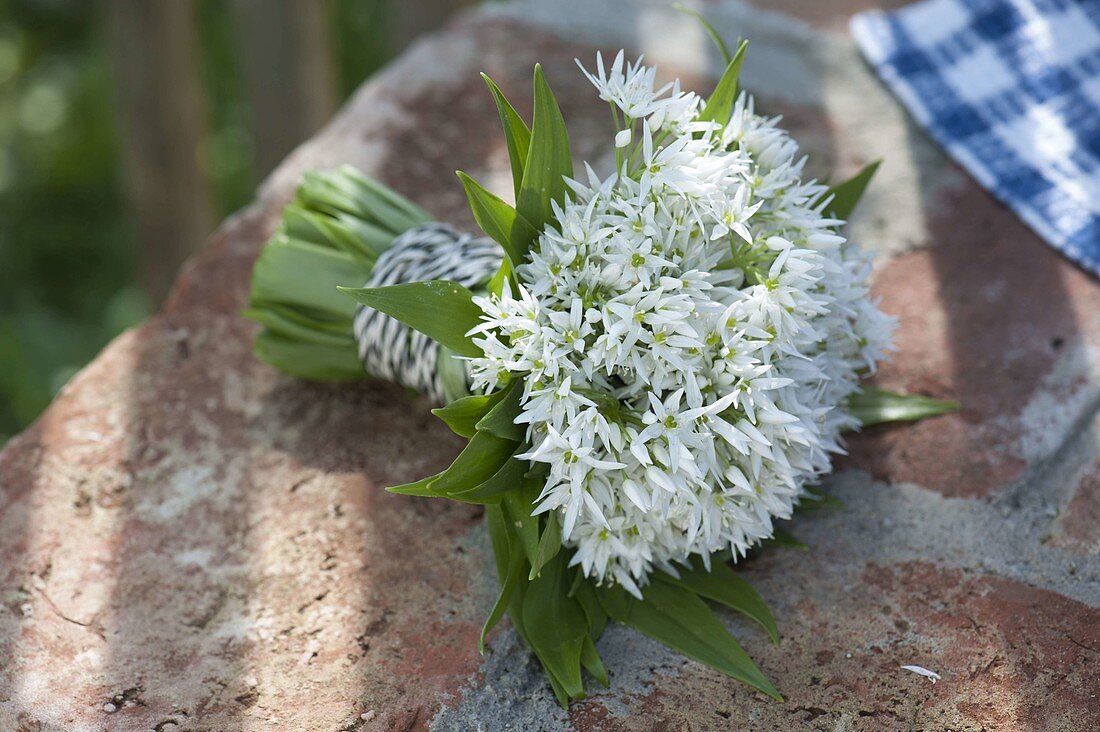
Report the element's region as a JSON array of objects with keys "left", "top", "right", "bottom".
[
  {"left": 573, "top": 575, "right": 608, "bottom": 640},
  {"left": 432, "top": 387, "right": 509, "bottom": 438},
  {"left": 486, "top": 503, "right": 514, "bottom": 579},
  {"left": 502, "top": 474, "right": 542, "bottom": 566},
  {"left": 662, "top": 559, "right": 779, "bottom": 645},
  {"left": 580, "top": 635, "right": 609, "bottom": 687},
  {"left": 522, "top": 553, "right": 589, "bottom": 700},
  {"left": 847, "top": 386, "right": 958, "bottom": 427},
  {"left": 630, "top": 580, "right": 782, "bottom": 700},
  {"left": 699, "top": 39, "right": 748, "bottom": 127},
  {"left": 454, "top": 451, "right": 527, "bottom": 502},
  {"left": 431, "top": 430, "right": 517, "bottom": 496},
  {"left": 673, "top": 3, "right": 732, "bottom": 65},
  {"left": 480, "top": 548, "right": 525, "bottom": 653},
  {"left": 595, "top": 583, "right": 634, "bottom": 623},
  {"left": 545, "top": 669, "right": 571, "bottom": 708},
  {"left": 529, "top": 509, "right": 562, "bottom": 580},
  {"left": 456, "top": 171, "right": 537, "bottom": 266},
  {"left": 488, "top": 255, "right": 514, "bottom": 298},
  {"left": 339, "top": 280, "right": 484, "bottom": 358},
  {"left": 386, "top": 473, "right": 444, "bottom": 498},
  {"left": 821, "top": 160, "right": 881, "bottom": 220},
  {"left": 516, "top": 64, "right": 573, "bottom": 235},
  {"left": 437, "top": 345, "right": 471, "bottom": 405},
  {"left": 482, "top": 73, "right": 532, "bottom": 200},
  {"left": 476, "top": 379, "right": 525, "bottom": 441}
]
